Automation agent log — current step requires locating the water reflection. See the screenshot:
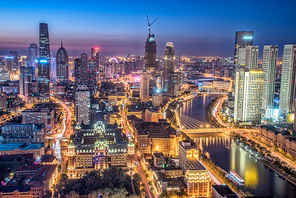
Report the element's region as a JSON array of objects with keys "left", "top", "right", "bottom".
[{"left": 192, "top": 134, "right": 296, "bottom": 197}]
